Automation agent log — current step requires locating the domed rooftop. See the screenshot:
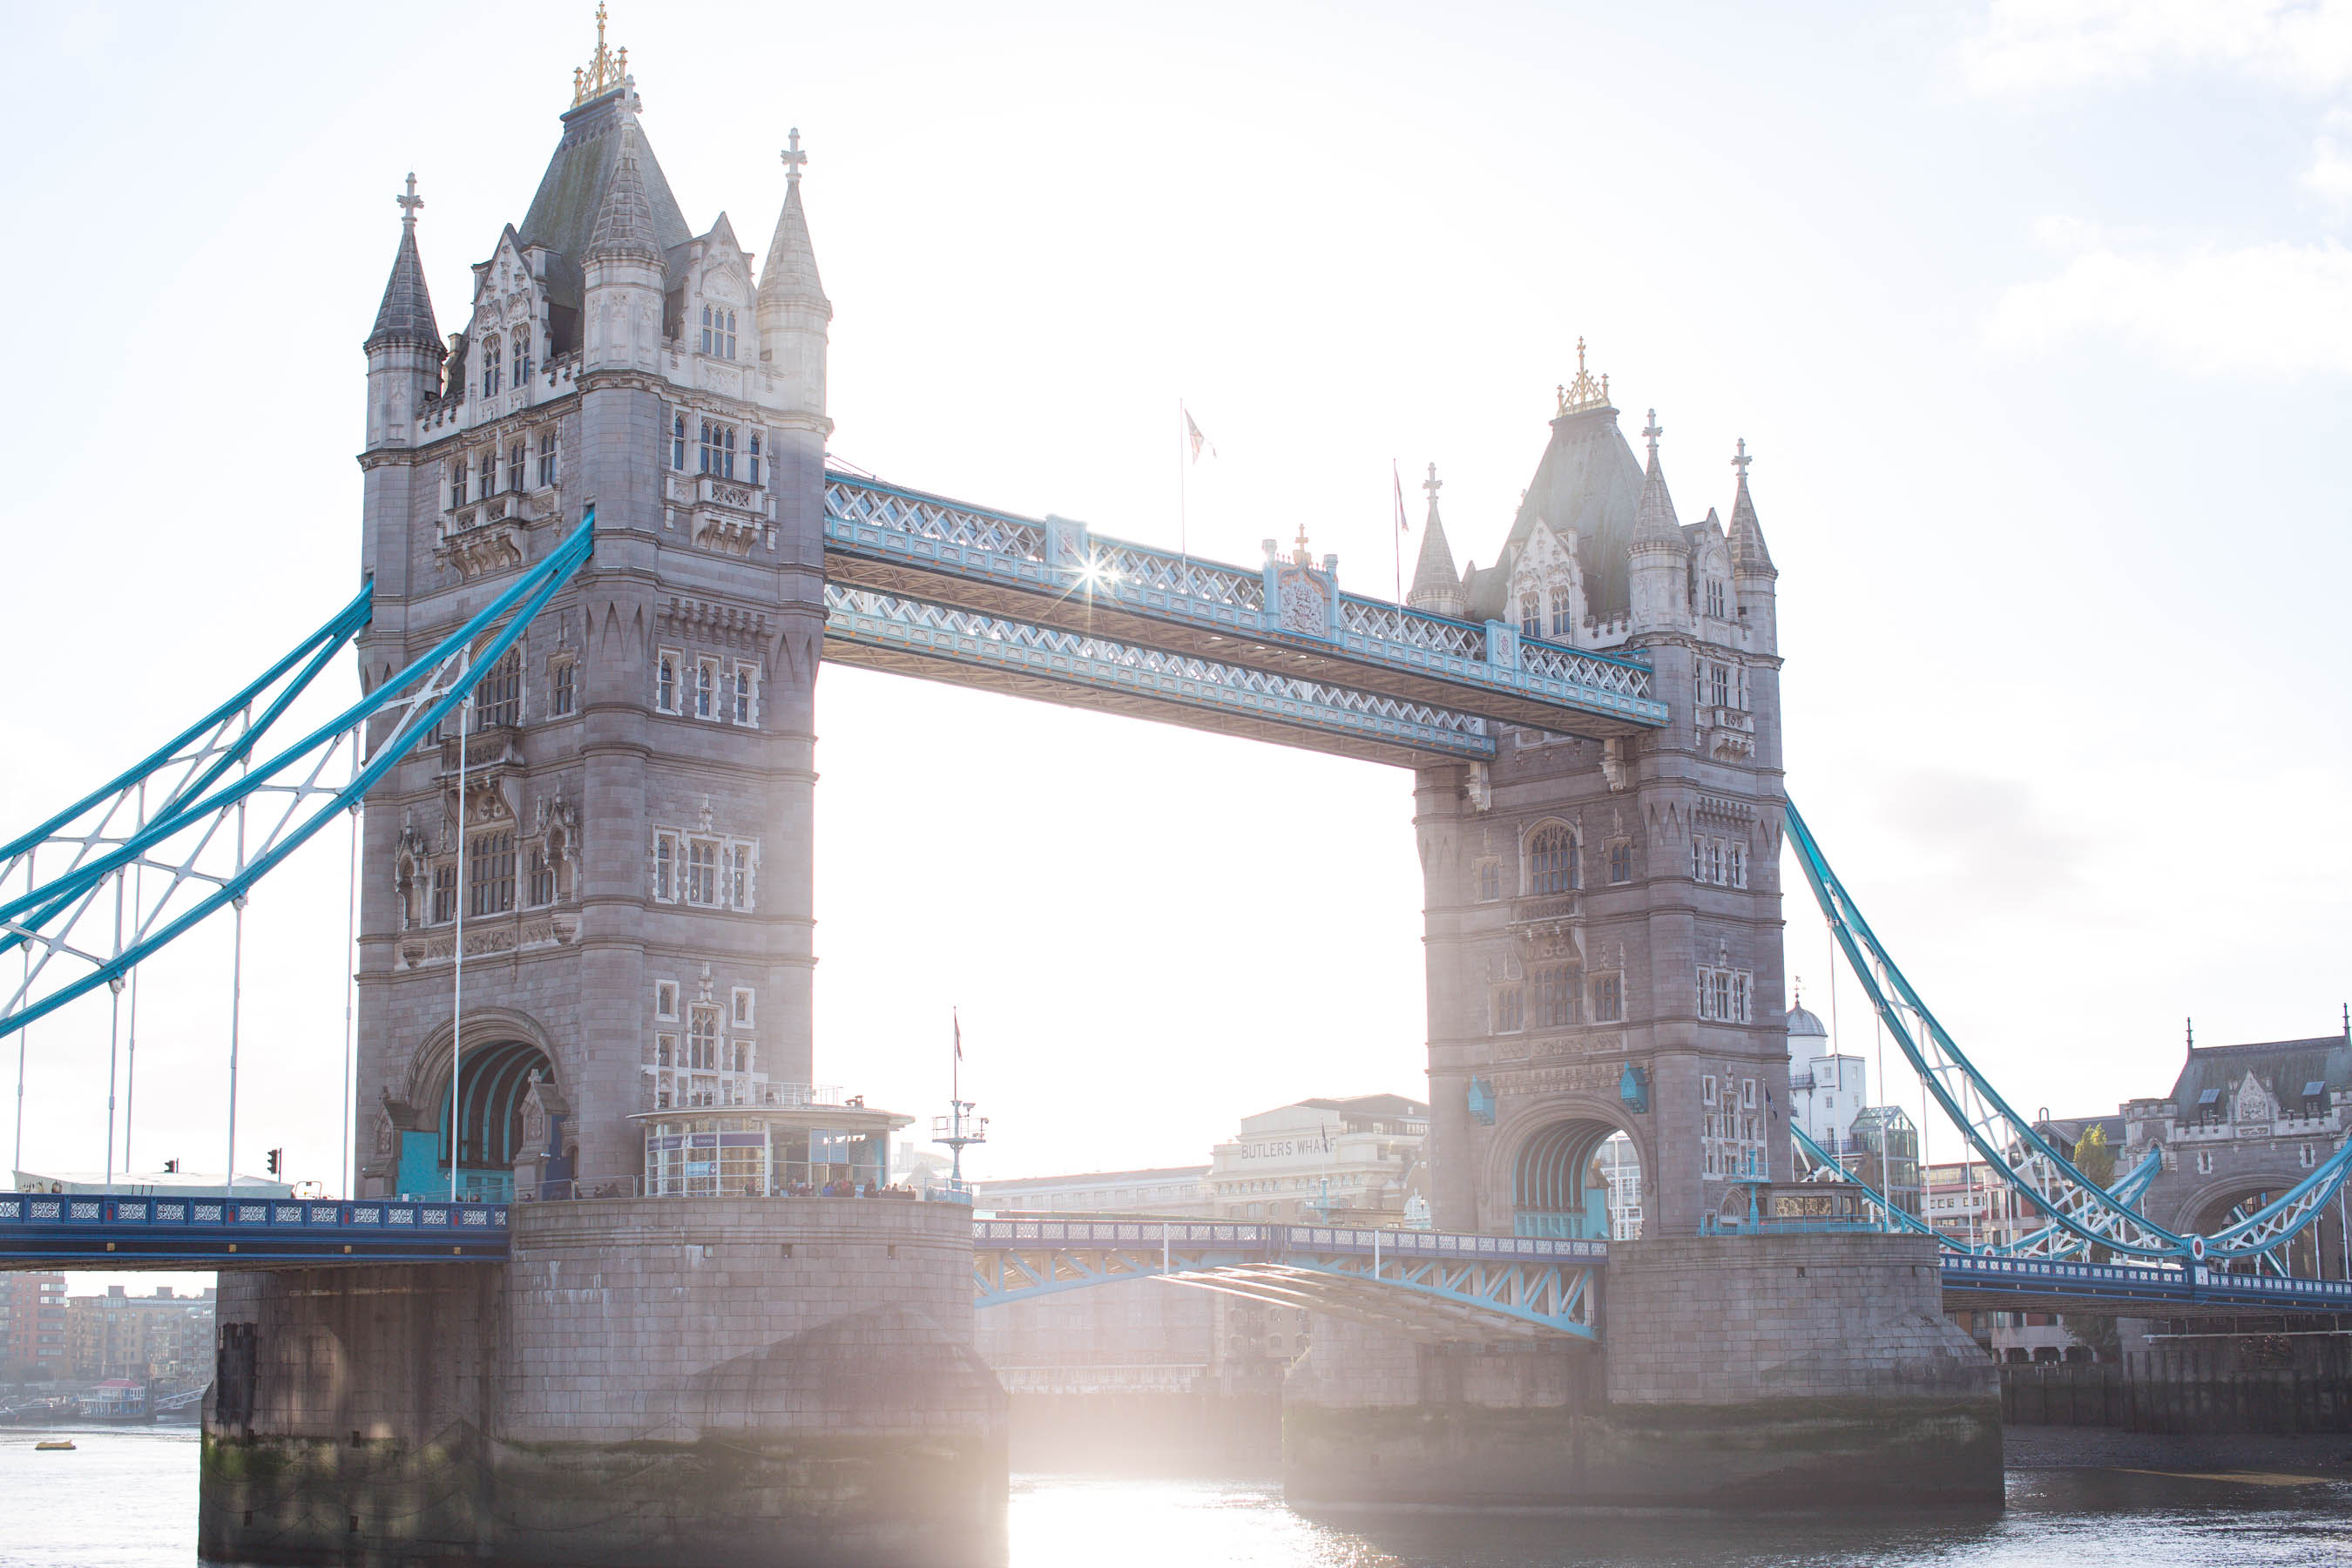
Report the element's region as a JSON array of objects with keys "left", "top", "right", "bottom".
[{"left": 1786, "top": 1004, "right": 1828, "bottom": 1038}]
